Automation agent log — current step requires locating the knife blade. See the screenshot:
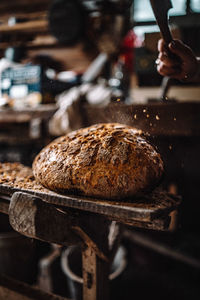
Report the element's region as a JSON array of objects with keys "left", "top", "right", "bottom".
[
  {"left": 150, "top": 0, "right": 180, "bottom": 61},
  {"left": 150, "top": 0, "right": 173, "bottom": 45}
]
